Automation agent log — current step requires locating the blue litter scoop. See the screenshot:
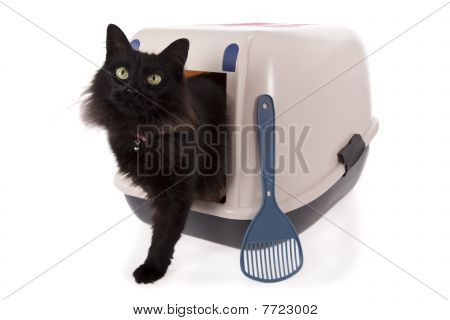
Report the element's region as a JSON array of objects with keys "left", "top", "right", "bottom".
[{"left": 240, "top": 95, "right": 304, "bottom": 282}]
